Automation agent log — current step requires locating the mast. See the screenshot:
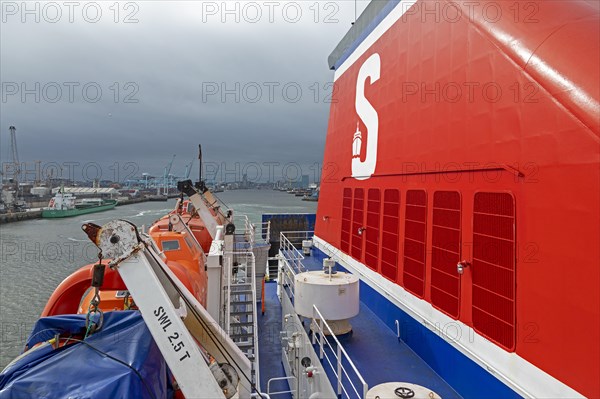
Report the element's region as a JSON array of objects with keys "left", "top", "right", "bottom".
[
  {"left": 198, "top": 144, "right": 202, "bottom": 185},
  {"left": 9, "top": 126, "right": 19, "bottom": 189}
]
